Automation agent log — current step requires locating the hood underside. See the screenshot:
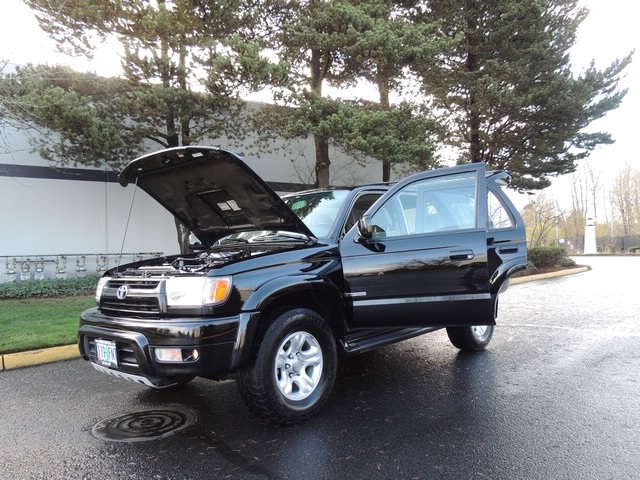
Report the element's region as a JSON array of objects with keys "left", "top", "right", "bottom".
[{"left": 119, "top": 146, "right": 314, "bottom": 246}]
